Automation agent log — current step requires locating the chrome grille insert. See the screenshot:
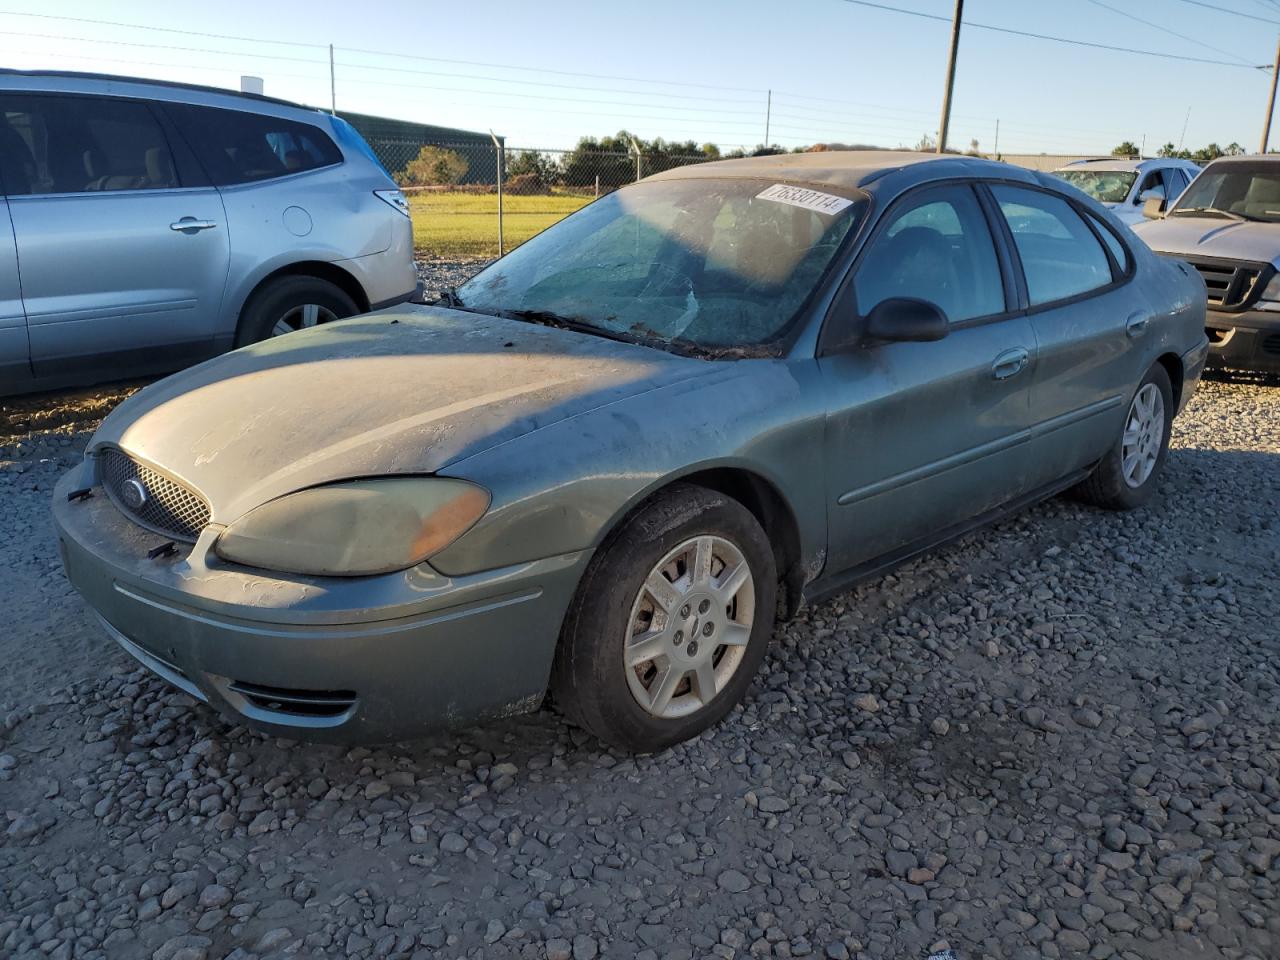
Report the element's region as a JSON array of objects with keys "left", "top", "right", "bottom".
[{"left": 99, "top": 448, "right": 210, "bottom": 542}]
